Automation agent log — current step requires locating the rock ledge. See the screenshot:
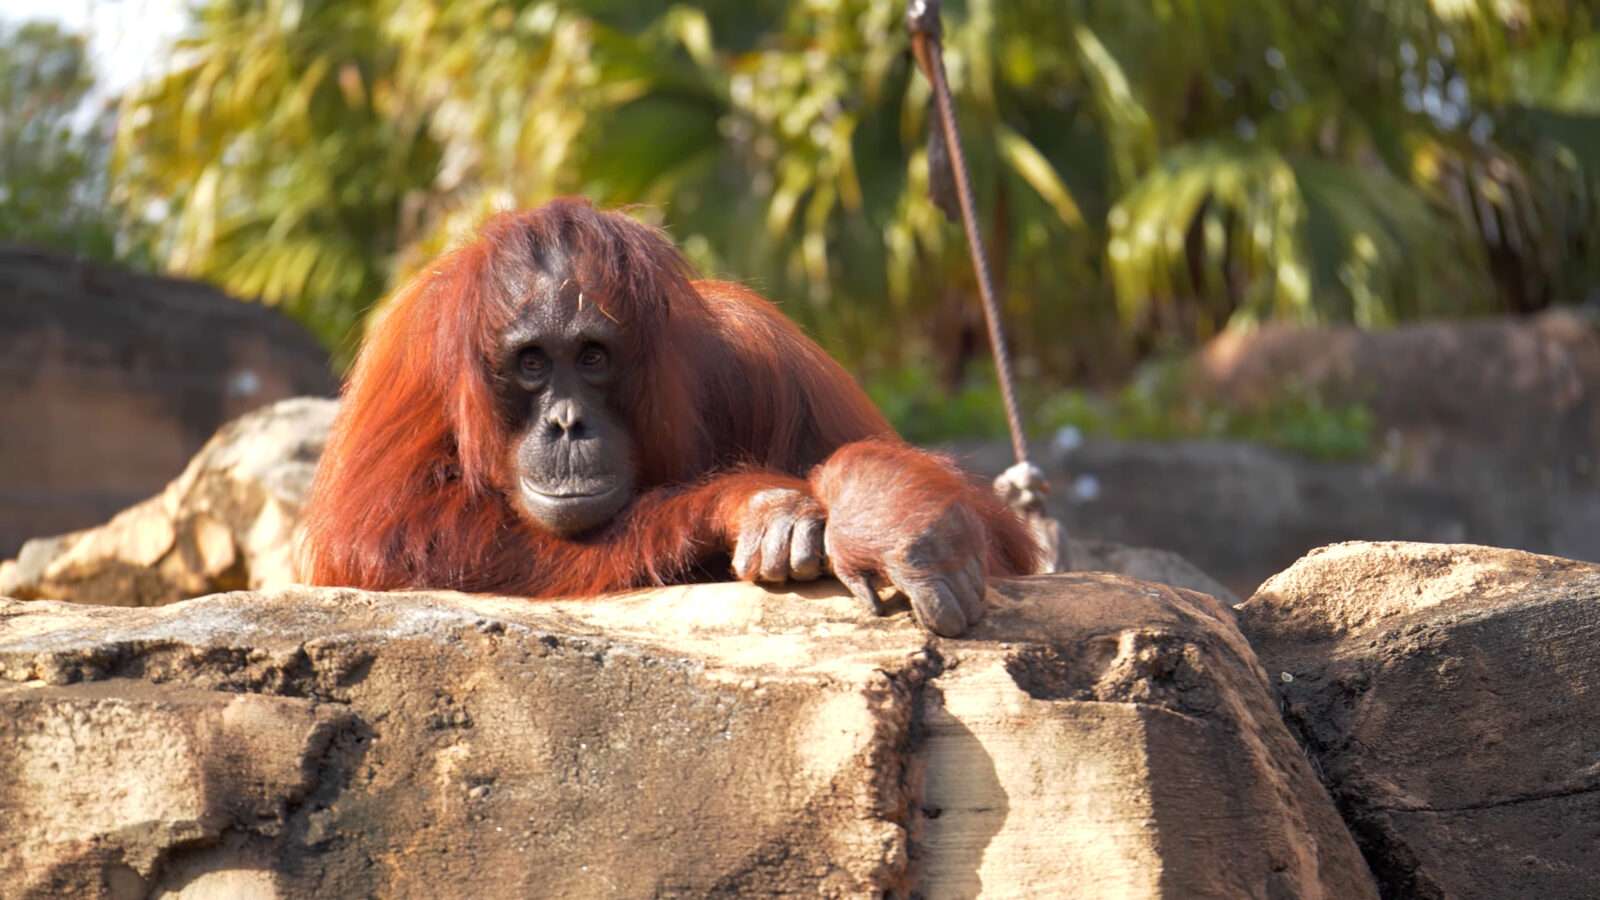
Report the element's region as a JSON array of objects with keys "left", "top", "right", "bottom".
[{"left": 0, "top": 575, "right": 1371, "bottom": 899}]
